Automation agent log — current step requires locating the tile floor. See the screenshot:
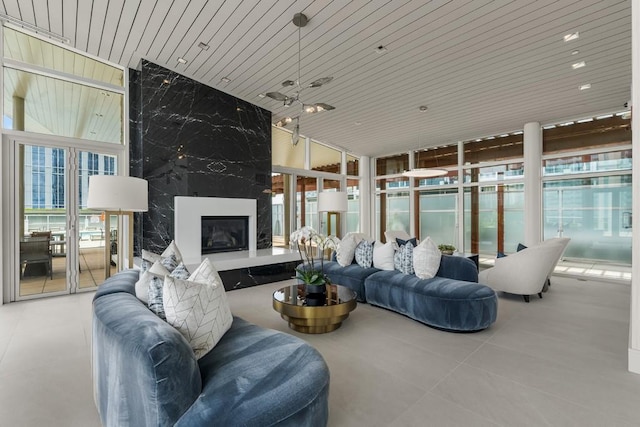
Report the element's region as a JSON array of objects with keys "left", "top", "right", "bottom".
[{"left": 0, "top": 275, "right": 639, "bottom": 426}]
